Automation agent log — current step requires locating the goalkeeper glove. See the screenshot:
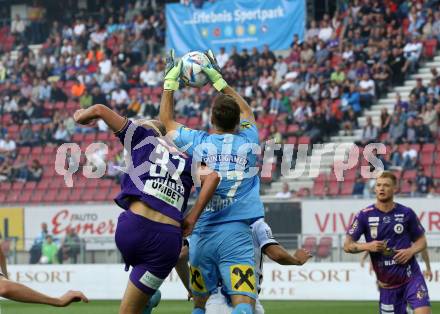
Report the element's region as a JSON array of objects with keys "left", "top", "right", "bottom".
[
  {"left": 163, "top": 49, "right": 182, "bottom": 91},
  {"left": 202, "top": 49, "right": 228, "bottom": 92}
]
